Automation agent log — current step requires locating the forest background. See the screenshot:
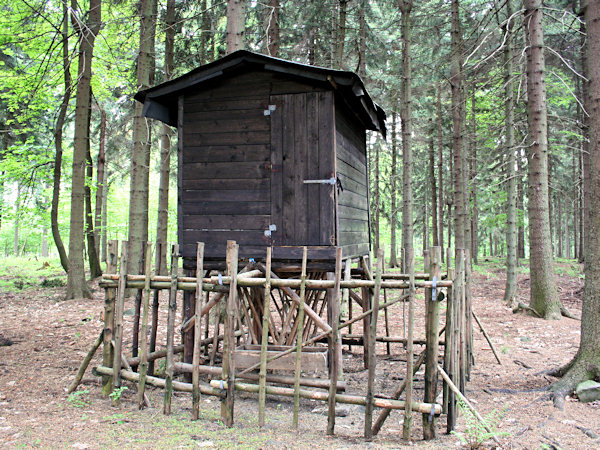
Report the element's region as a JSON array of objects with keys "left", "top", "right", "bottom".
[{"left": 0, "top": 0, "right": 599, "bottom": 404}]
